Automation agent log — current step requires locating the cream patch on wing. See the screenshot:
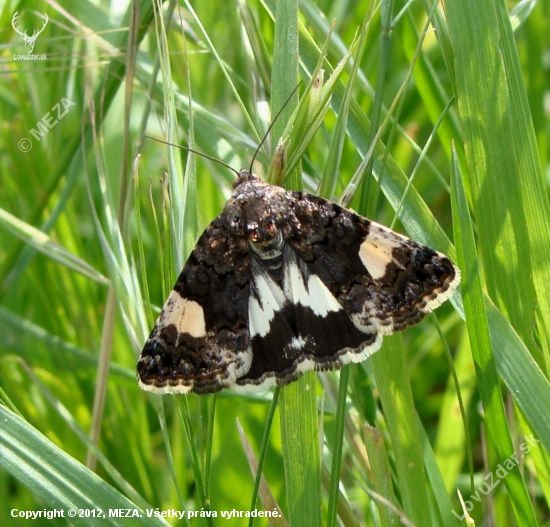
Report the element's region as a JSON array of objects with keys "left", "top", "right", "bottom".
[
  {"left": 359, "top": 224, "right": 408, "bottom": 279},
  {"left": 157, "top": 291, "right": 206, "bottom": 338}
]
